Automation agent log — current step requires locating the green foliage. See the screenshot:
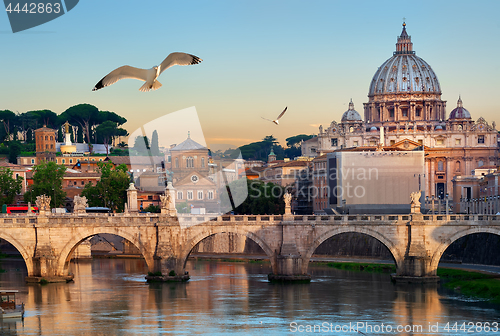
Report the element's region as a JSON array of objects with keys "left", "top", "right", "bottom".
[
  {"left": 144, "top": 204, "right": 160, "bottom": 213},
  {"left": 109, "top": 148, "right": 130, "bottom": 156},
  {"left": 224, "top": 178, "right": 285, "bottom": 215},
  {"left": 438, "top": 268, "right": 500, "bottom": 303},
  {"left": 80, "top": 161, "right": 130, "bottom": 212},
  {"left": 320, "top": 262, "right": 396, "bottom": 273},
  {"left": 168, "top": 270, "right": 176, "bottom": 276},
  {"left": 0, "top": 167, "right": 23, "bottom": 208},
  {"left": 8, "top": 141, "right": 22, "bottom": 164},
  {"left": 24, "top": 161, "right": 66, "bottom": 208},
  {"left": 133, "top": 135, "right": 150, "bottom": 155},
  {"left": 148, "top": 271, "right": 162, "bottom": 276},
  {"left": 95, "top": 121, "right": 120, "bottom": 155}
]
